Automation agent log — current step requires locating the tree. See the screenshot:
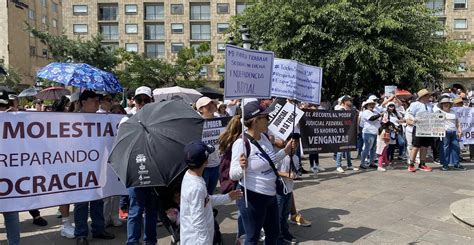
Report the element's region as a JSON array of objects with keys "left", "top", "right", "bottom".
[
  {"left": 0, "top": 66, "right": 22, "bottom": 91},
  {"left": 229, "top": 0, "right": 473, "bottom": 99},
  {"left": 174, "top": 42, "right": 214, "bottom": 88}
]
